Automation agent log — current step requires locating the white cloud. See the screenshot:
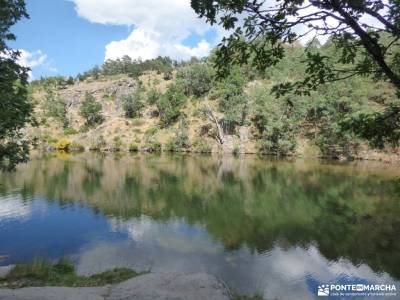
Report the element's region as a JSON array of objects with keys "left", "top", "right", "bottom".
[
  {"left": 18, "top": 49, "right": 47, "bottom": 68},
  {"left": 17, "top": 49, "right": 53, "bottom": 79},
  {"left": 105, "top": 29, "right": 211, "bottom": 61},
  {"left": 71, "top": 0, "right": 215, "bottom": 61},
  {"left": 71, "top": 0, "right": 392, "bottom": 61},
  {"left": 0, "top": 197, "right": 32, "bottom": 220}
]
